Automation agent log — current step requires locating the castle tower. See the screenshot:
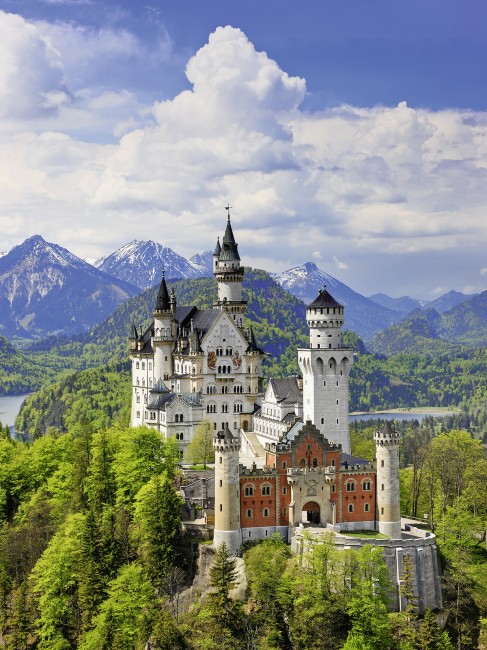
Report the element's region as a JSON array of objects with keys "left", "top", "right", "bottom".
[
  {"left": 297, "top": 288, "right": 354, "bottom": 452},
  {"left": 213, "top": 423, "right": 242, "bottom": 554},
  {"left": 374, "top": 421, "right": 401, "bottom": 539},
  {"left": 152, "top": 269, "right": 175, "bottom": 381},
  {"left": 213, "top": 207, "right": 247, "bottom": 327}
]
